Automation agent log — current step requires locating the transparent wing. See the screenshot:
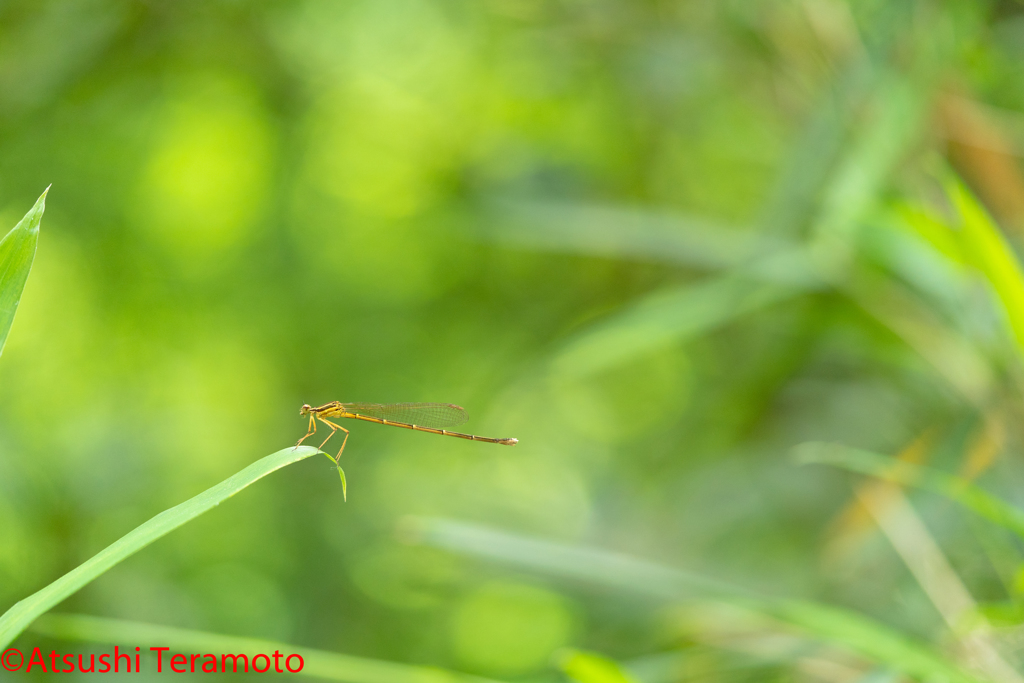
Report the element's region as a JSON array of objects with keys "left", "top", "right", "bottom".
[{"left": 340, "top": 402, "right": 469, "bottom": 429}]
